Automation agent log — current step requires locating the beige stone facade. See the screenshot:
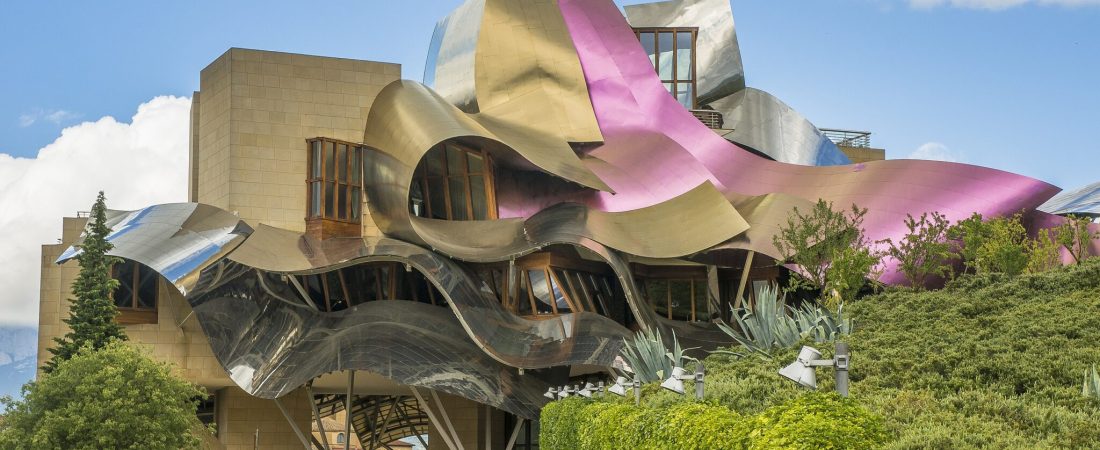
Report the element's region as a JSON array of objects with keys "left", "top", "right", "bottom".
[{"left": 839, "top": 145, "right": 886, "bottom": 163}]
